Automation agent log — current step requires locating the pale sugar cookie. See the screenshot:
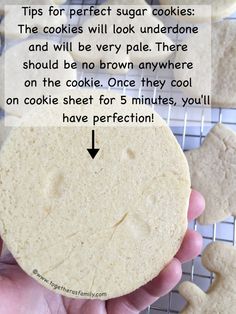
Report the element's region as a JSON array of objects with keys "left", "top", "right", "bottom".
[{"left": 0, "top": 90, "right": 190, "bottom": 299}]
